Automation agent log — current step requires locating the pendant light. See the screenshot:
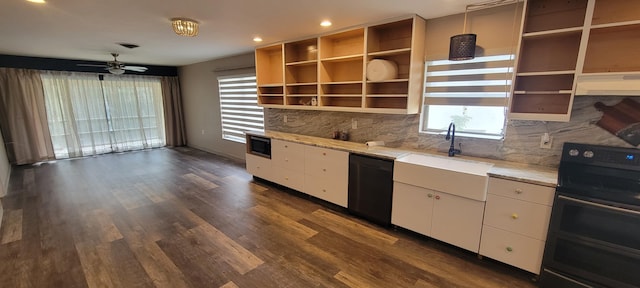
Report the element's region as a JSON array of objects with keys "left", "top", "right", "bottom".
[
  {"left": 449, "top": 5, "right": 476, "bottom": 61},
  {"left": 449, "top": 0, "right": 519, "bottom": 61}
]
